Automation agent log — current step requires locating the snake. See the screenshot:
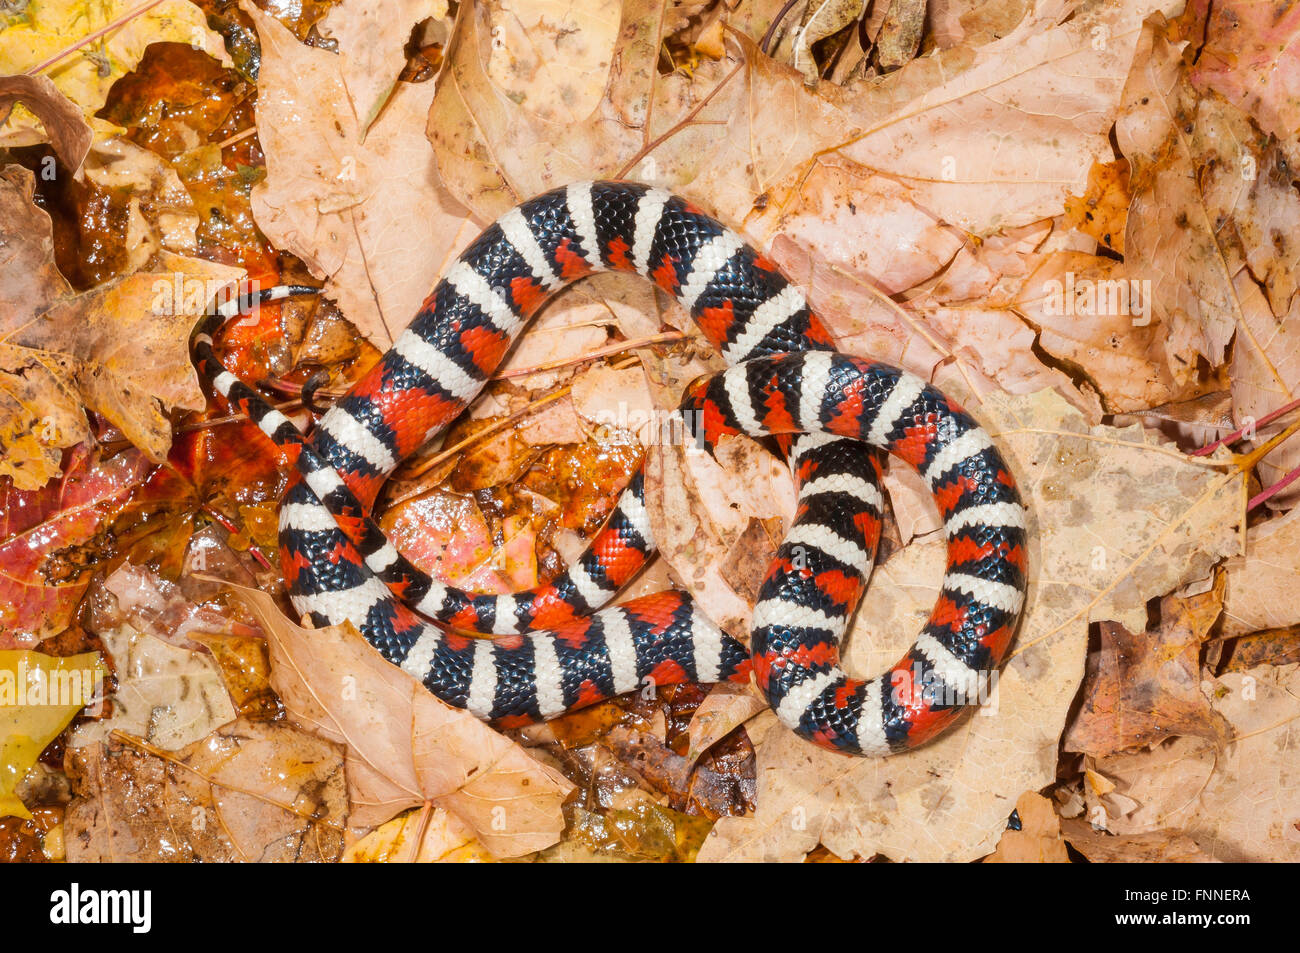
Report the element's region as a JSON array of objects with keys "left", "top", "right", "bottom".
[{"left": 192, "top": 181, "right": 1029, "bottom": 757}]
